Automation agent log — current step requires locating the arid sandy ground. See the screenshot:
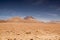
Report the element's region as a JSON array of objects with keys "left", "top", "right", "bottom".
[{"left": 0, "top": 22, "right": 60, "bottom": 40}]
